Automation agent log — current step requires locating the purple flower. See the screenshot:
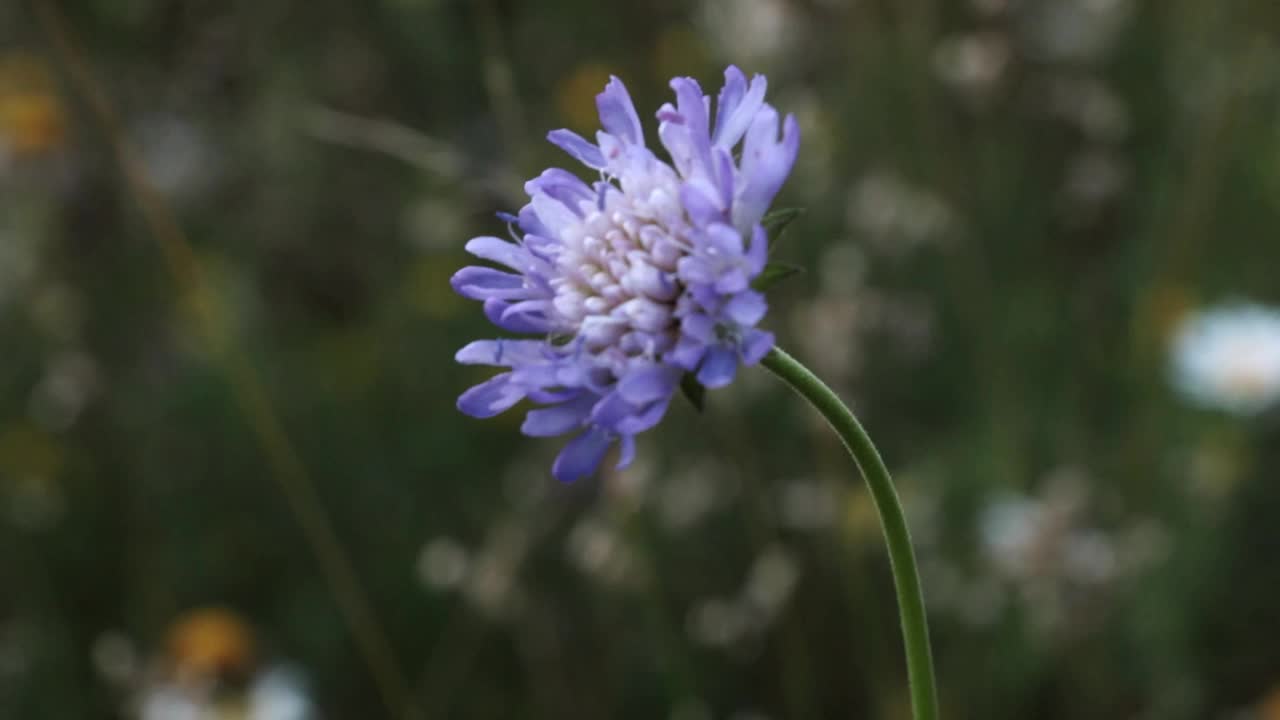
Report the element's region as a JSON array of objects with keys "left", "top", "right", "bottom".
[{"left": 453, "top": 66, "right": 800, "bottom": 481}]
